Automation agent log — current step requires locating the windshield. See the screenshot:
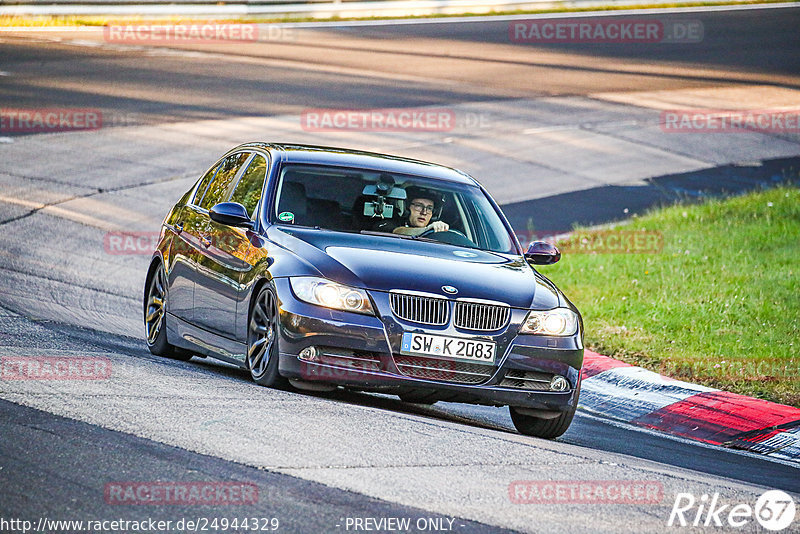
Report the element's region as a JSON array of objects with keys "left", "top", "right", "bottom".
[{"left": 271, "top": 164, "right": 517, "bottom": 254}]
